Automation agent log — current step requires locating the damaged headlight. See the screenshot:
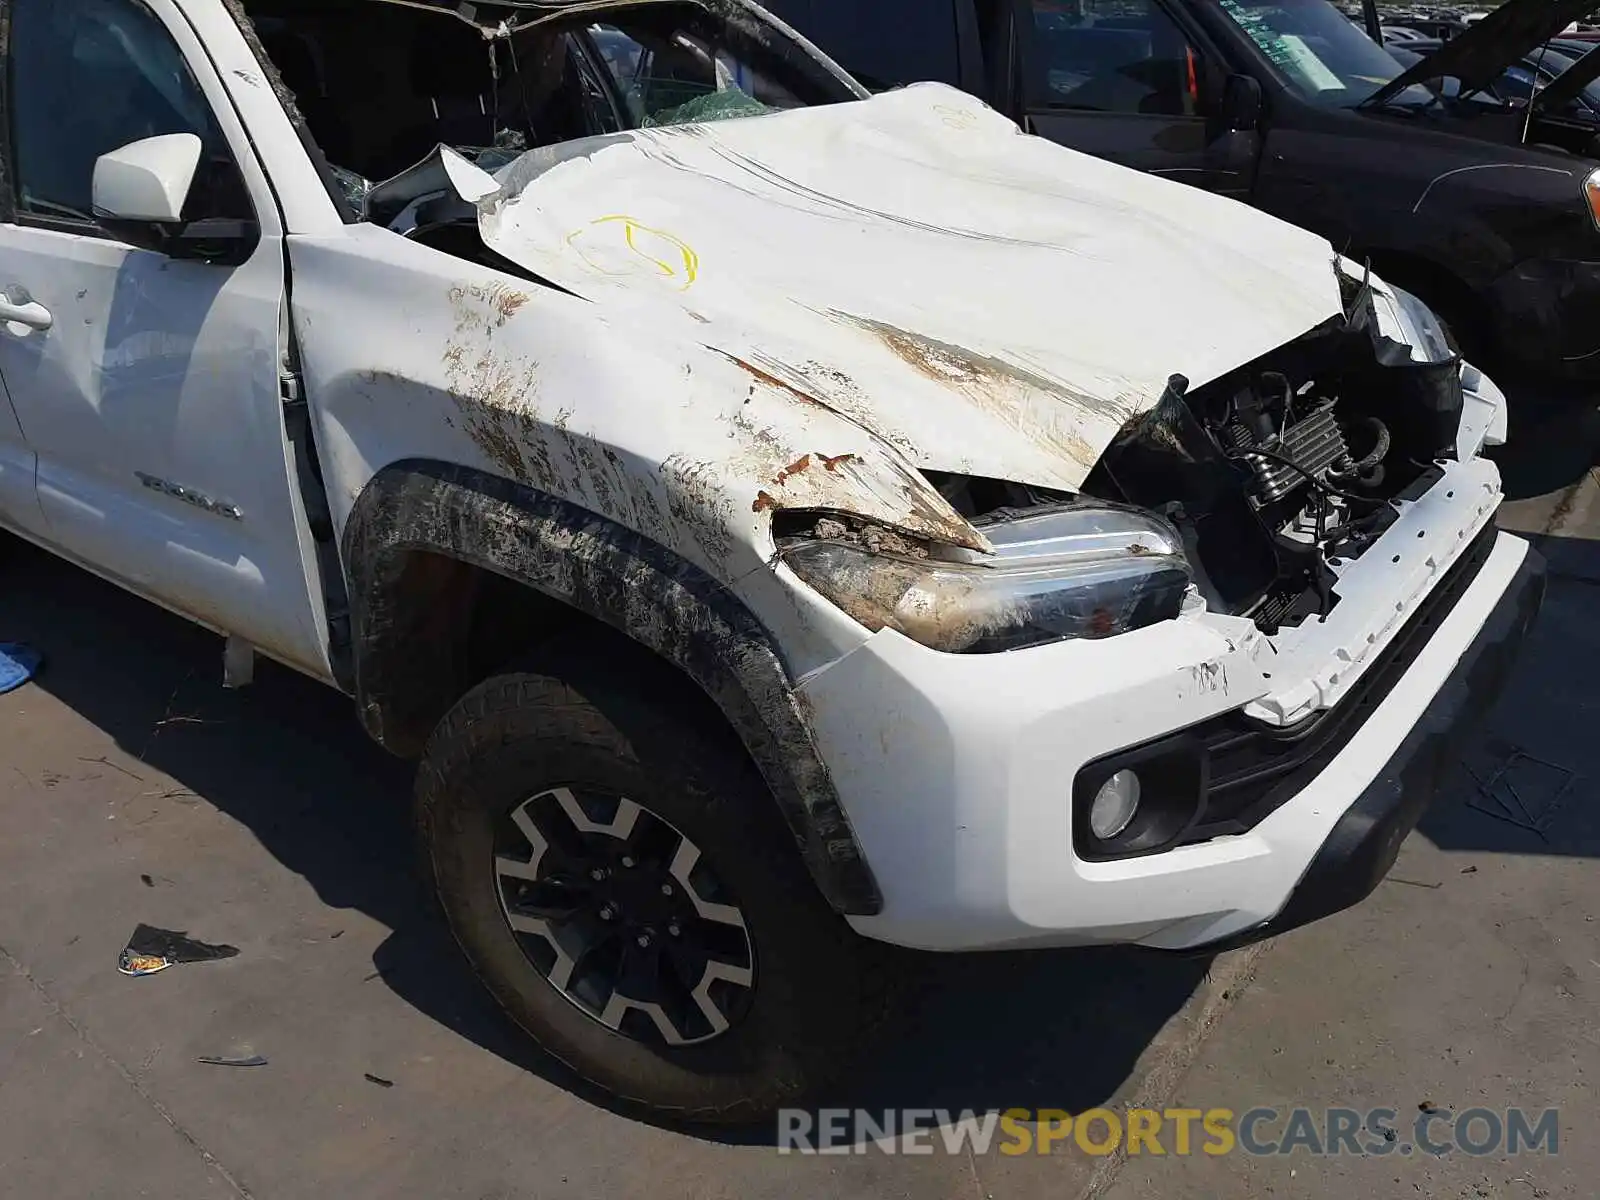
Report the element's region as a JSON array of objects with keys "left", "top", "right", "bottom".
[
  {"left": 1371, "top": 283, "right": 1456, "bottom": 365},
  {"left": 782, "top": 507, "right": 1191, "bottom": 654}
]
